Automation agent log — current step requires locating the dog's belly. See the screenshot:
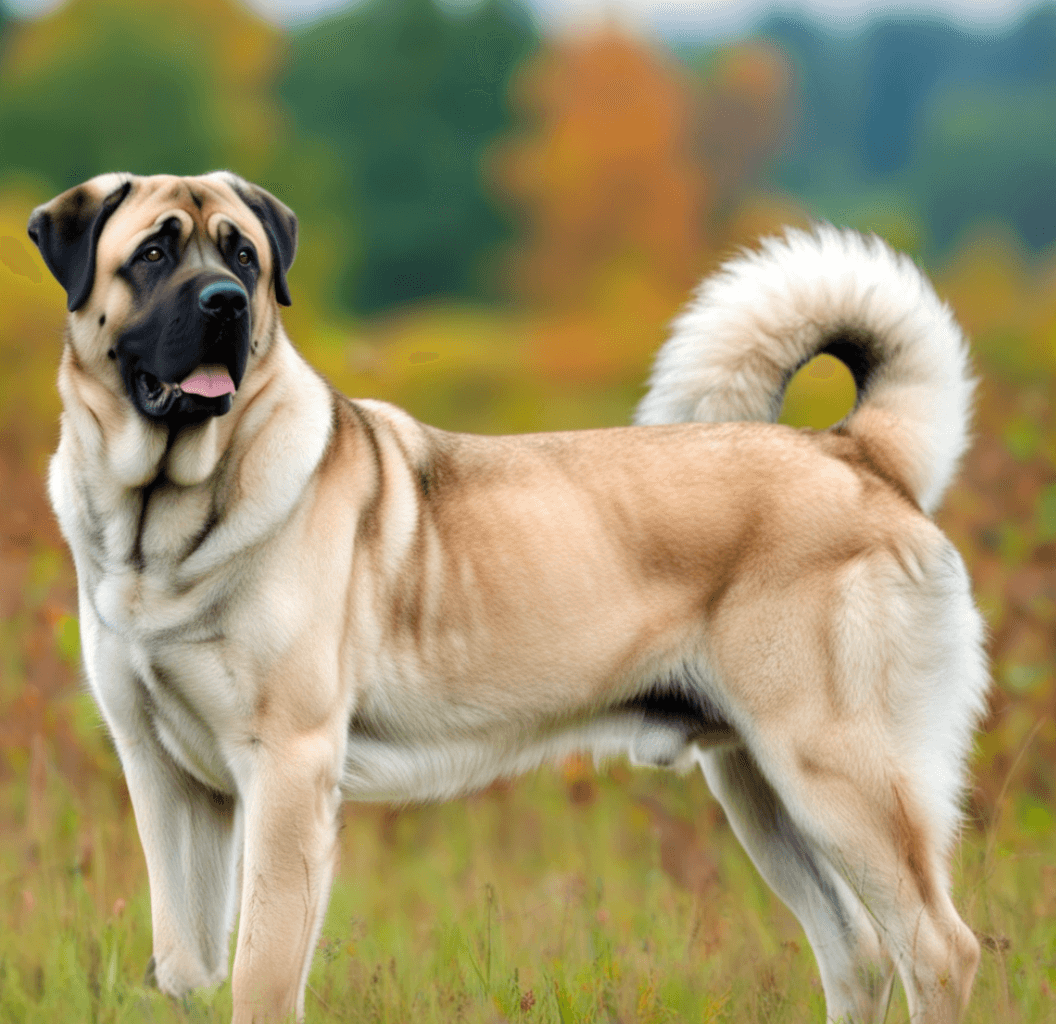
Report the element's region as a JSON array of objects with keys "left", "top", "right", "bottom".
[{"left": 342, "top": 690, "right": 737, "bottom": 804}]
